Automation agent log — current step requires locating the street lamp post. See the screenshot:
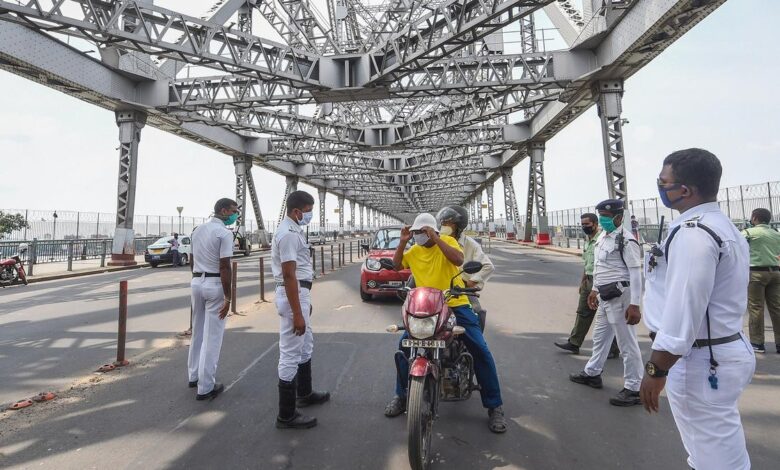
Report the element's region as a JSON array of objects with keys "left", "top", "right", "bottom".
[
  {"left": 53, "top": 211, "right": 59, "bottom": 240},
  {"left": 176, "top": 206, "right": 183, "bottom": 233}
]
